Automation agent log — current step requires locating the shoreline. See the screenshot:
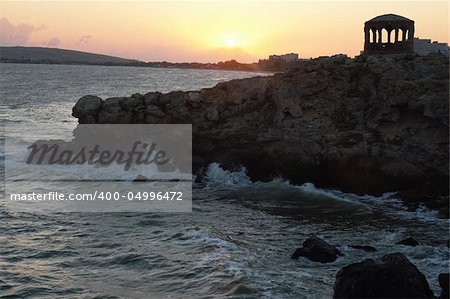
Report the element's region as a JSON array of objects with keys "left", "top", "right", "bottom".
[{"left": 0, "top": 60, "right": 278, "bottom": 74}]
